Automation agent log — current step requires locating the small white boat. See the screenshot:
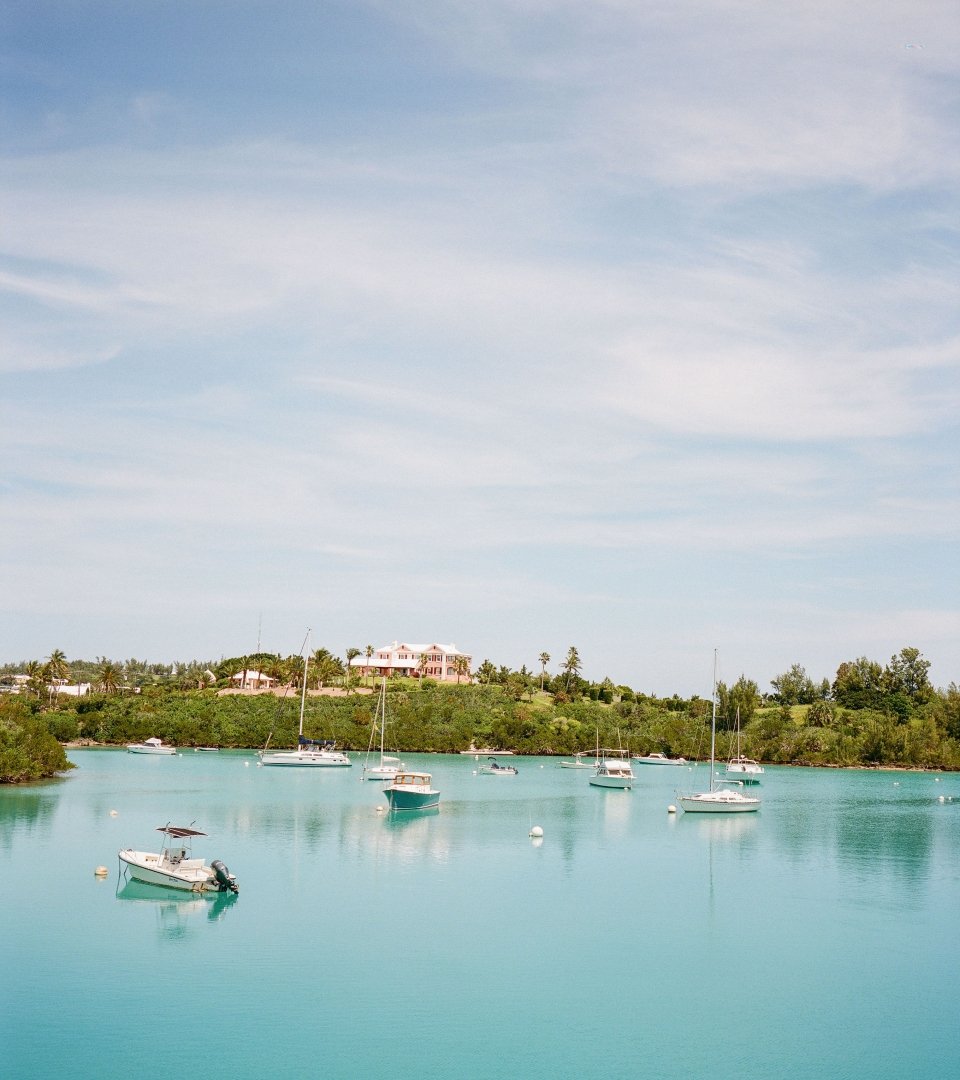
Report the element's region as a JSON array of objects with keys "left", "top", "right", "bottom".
[
  {"left": 723, "top": 707, "right": 763, "bottom": 783},
  {"left": 724, "top": 755, "right": 764, "bottom": 784},
  {"left": 459, "top": 747, "right": 514, "bottom": 756},
  {"left": 194, "top": 746, "right": 220, "bottom": 753},
  {"left": 478, "top": 757, "right": 519, "bottom": 775},
  {"left": 127, "top": 737, "right": 176, "bottom": 755},
  {"left": 589, "top": 749, "right": 634, "bottom": 789},
  {"left": 259, "top": 632, "right": 352, "bottom": 768},
  {"left": 679, "top": 786, "right": 761, "bottom": 813},
  {"left": 559, "top": 752, "right": 597, "bottom": 769},
  {"left": 362, "top": 678, "right": 404, "bottom": 781},
  {"left": 118, "top": 825, "right": 238, "bottom": 893},
  {"left": 384, "top": 772, "right": 440, "bottom": 811},
  {"left": 678, "top": 654, "right": 760, "bottom": 815},
  {"left": 633, "top": 752, "right": 688, "bottom": 766}
]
